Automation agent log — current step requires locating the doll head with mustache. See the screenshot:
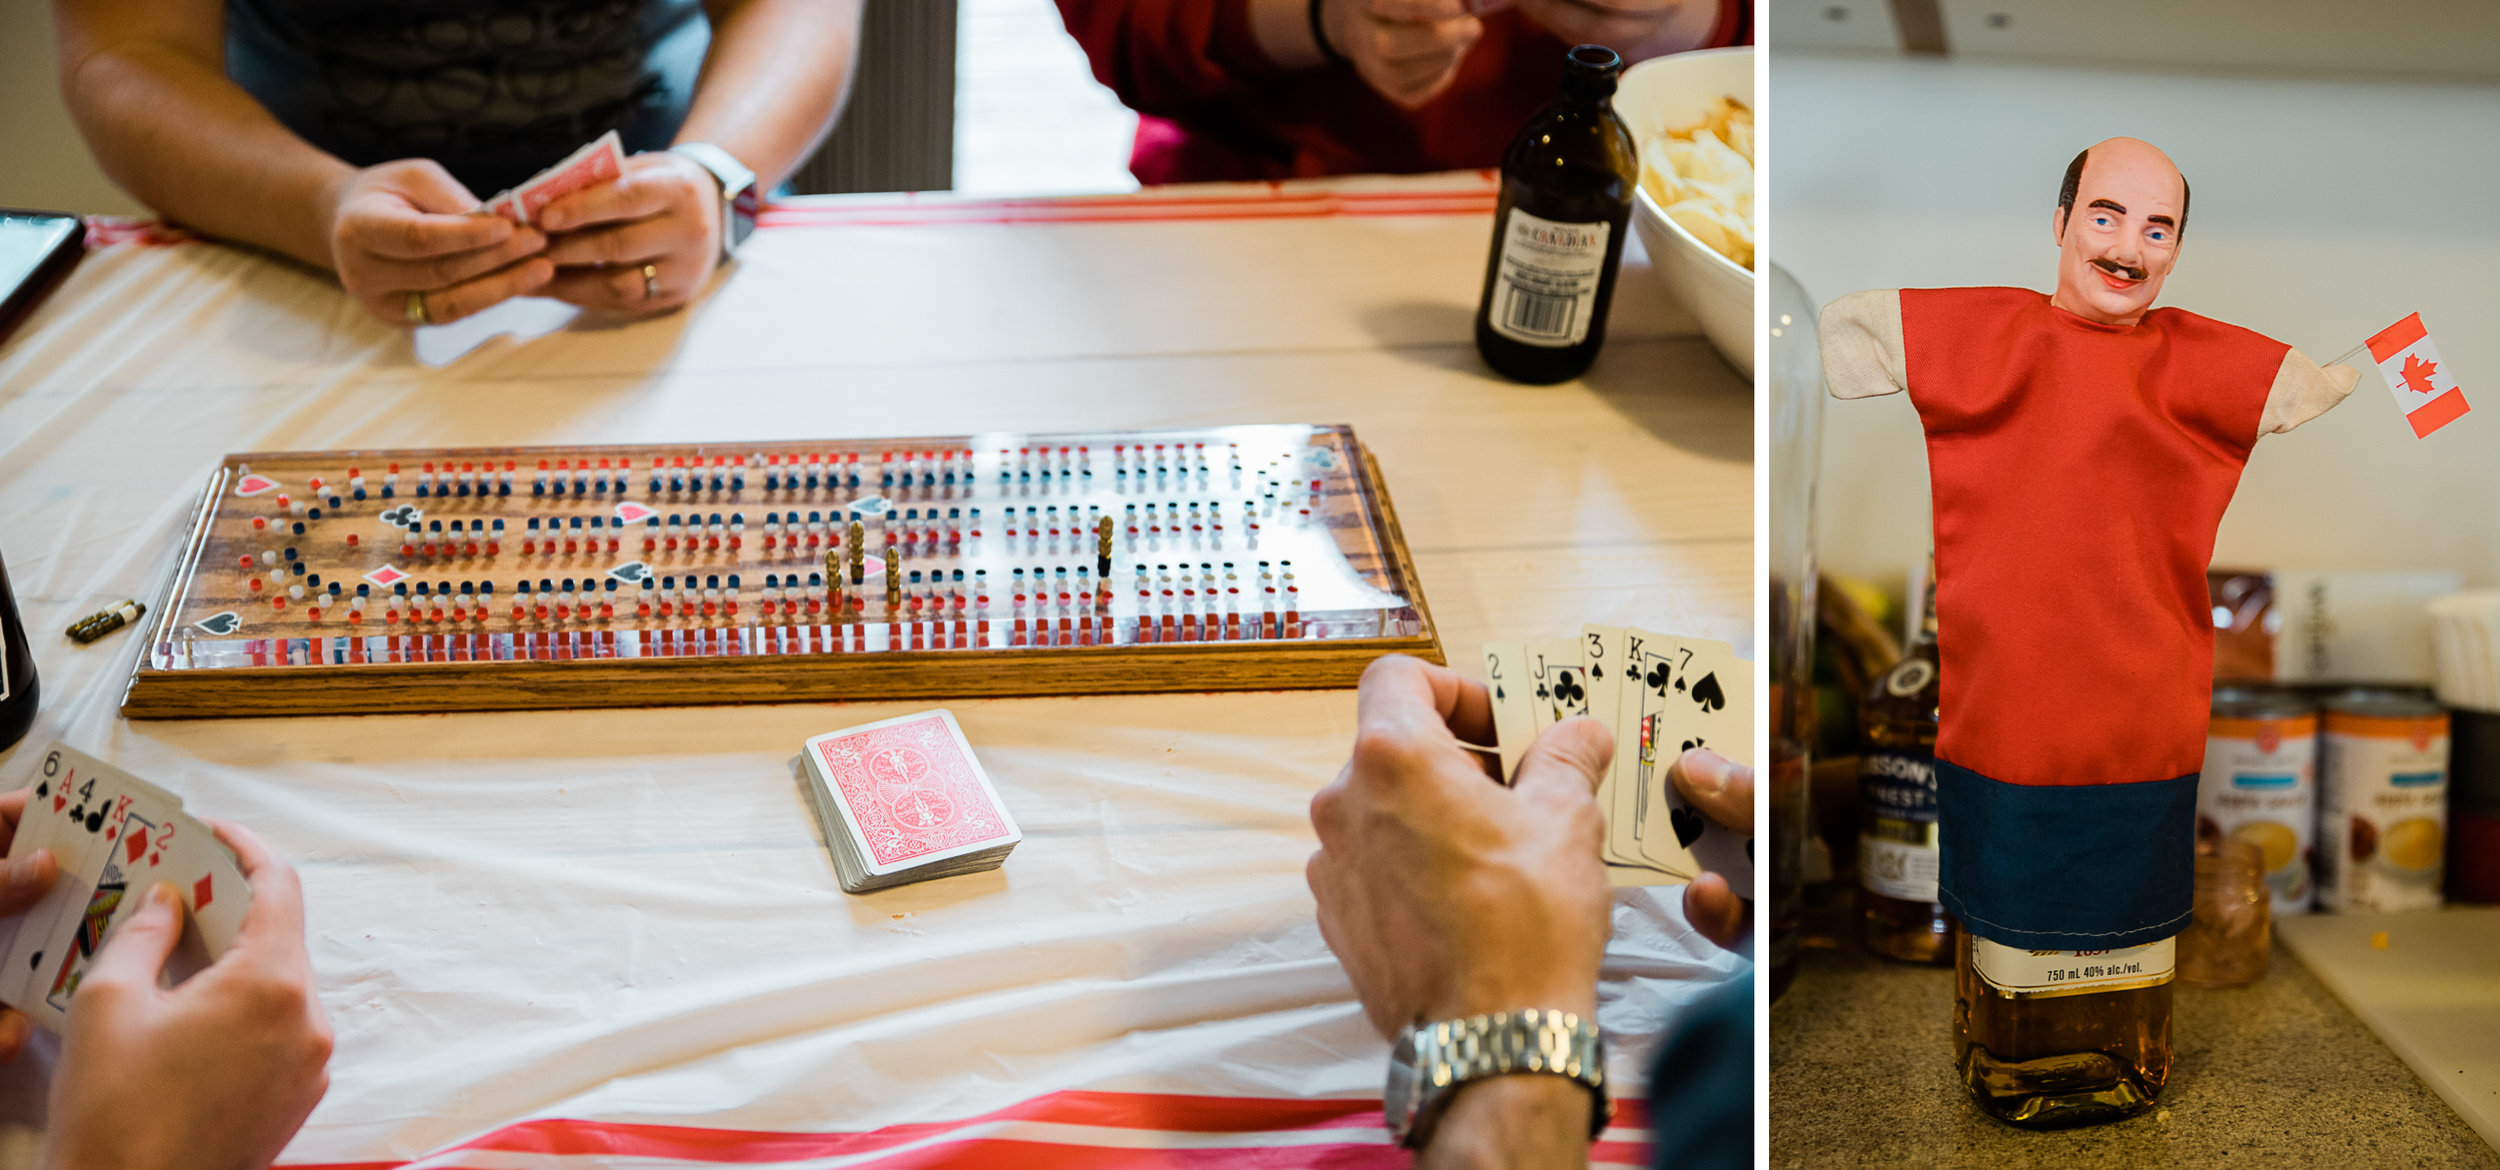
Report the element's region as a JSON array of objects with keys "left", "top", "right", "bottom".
[{"left": 2050, "top": 137, "right": 2190, "bottom": 327}]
